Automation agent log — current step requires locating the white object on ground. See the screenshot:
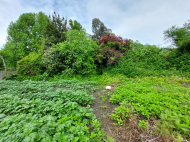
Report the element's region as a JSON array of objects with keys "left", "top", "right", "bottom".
[{"left": 106, "top": 86, "right": 112, "bottom": 90}]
